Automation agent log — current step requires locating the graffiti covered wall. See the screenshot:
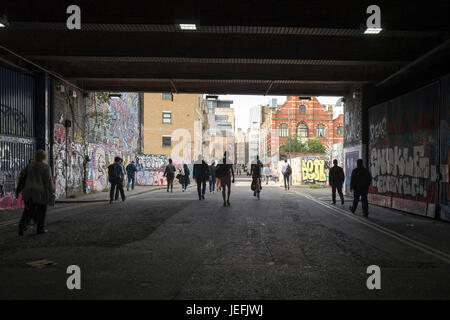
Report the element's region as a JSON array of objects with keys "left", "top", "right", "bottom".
[
  {"left": 289, "top": 154, "right": 330, "bottom": 185},
  {"left": 368, "top": 83, "right": 440, "bottom": 217},
  {"left": 135, "top": 154, "right": 168, "bottom": 186},
  {"left": 439, "top": 74, "right": 450, "bottom": 221},
  {"left": 52, "top": 82, "right": 142, "bottom": 198}
]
